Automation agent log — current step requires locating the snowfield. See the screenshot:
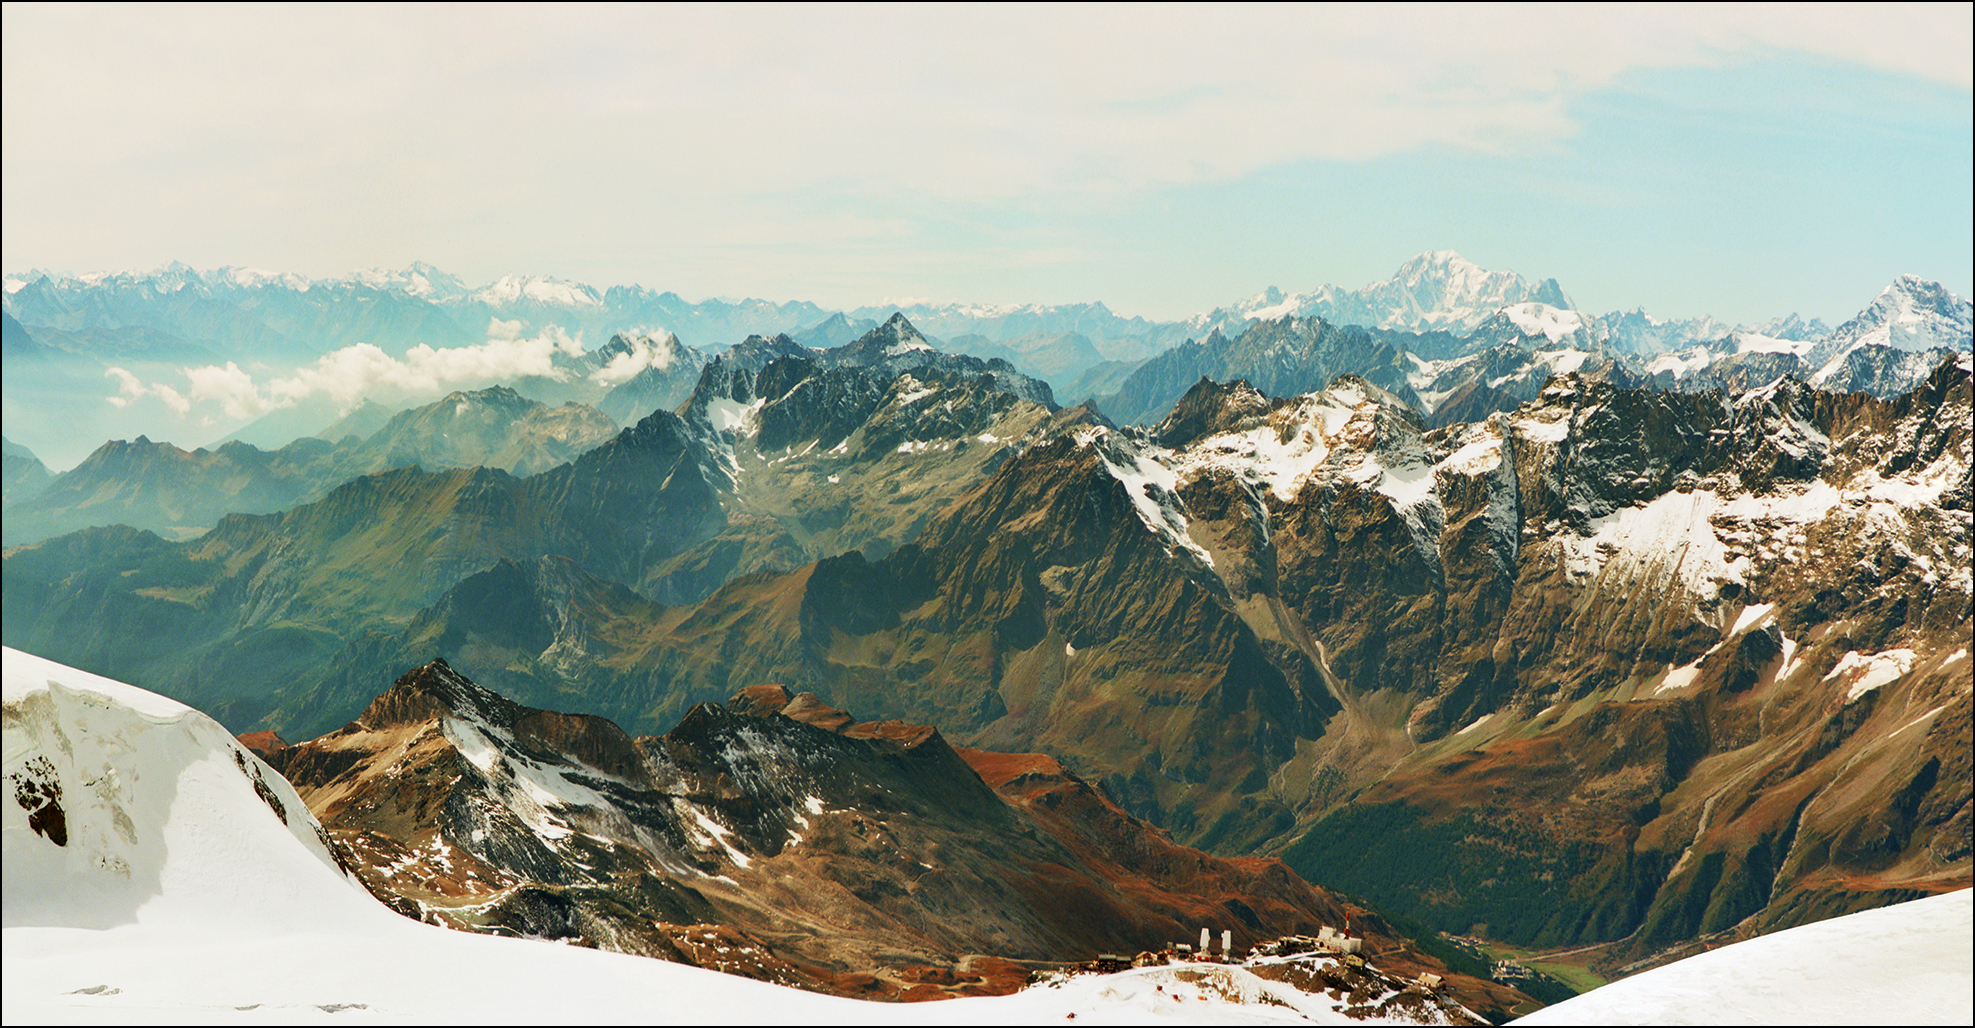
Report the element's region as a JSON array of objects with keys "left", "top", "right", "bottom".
[
  {"left": 1511, "top": 888, "right": 1972, "bottom": 1026},
  {"left": 0, "top": 648, "right": 1427, "bottom": 1025}
]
